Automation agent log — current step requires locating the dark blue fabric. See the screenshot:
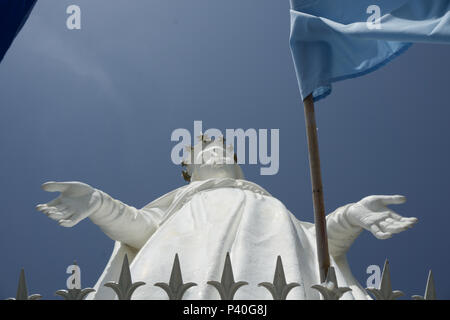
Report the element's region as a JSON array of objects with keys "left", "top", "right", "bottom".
[{"left": 0, "top": 0, "right": 37, "bottom": 62}]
